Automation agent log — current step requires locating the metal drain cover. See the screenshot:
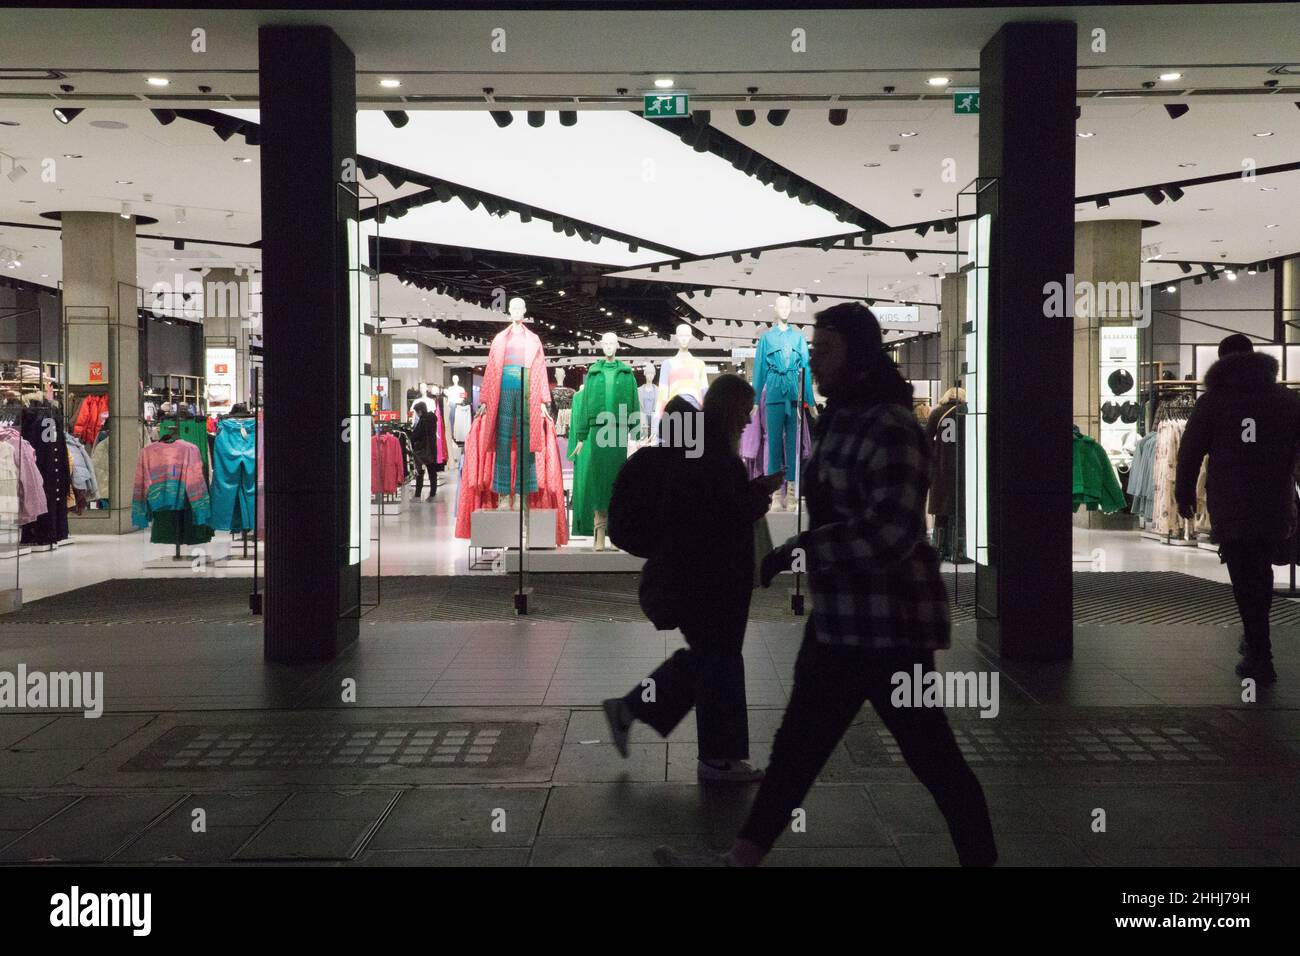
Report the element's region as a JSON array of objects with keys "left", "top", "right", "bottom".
[{"left": 122, "top": 722, "right": 537, "bottom": 771}]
